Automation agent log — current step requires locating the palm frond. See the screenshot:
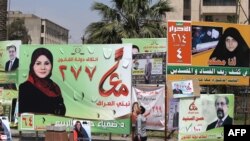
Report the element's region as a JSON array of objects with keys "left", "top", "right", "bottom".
[{"left": 85, "top": 0, "right": 173, "bottom": 43}]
